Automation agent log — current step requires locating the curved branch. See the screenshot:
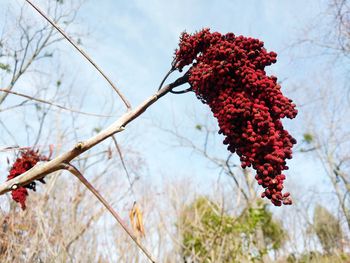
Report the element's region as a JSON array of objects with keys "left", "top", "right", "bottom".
[
  {"left": 63, "top": 164, "right": 156, "bottom": 263},
  {"left": 158, "top": 67, "right": 175, "bottom": 91},
  {"left": 111, "top": 136, "right": 136, "bottom": 197}
]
